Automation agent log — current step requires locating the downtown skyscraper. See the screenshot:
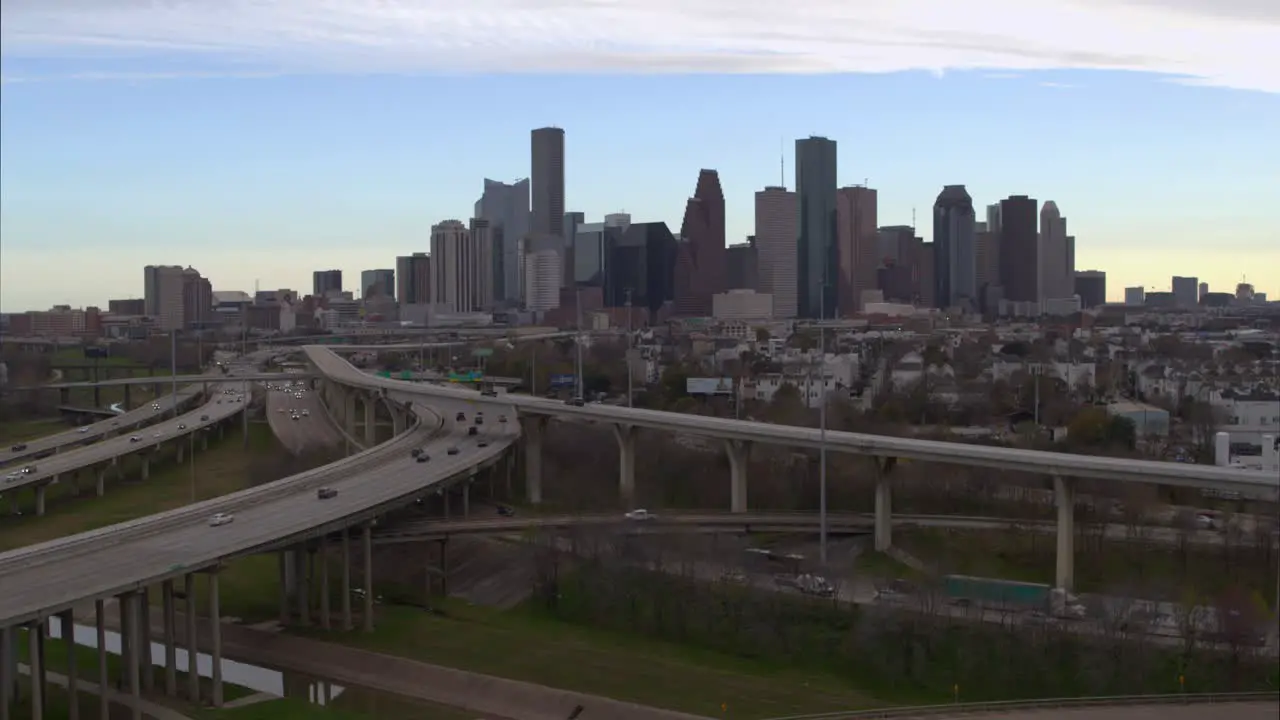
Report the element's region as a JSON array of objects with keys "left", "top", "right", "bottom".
[
  {"left": 474, "top": 178, "right": 530, "bottom": 305},
  {"left": 673, "top": 169, "right": 727, "bottom": 316},
  {"left": 932, "top": 185, "right": 977, "bottom": 309},
  {"left": 795, "top": 136, "right": 838, "bottom": 319}
]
